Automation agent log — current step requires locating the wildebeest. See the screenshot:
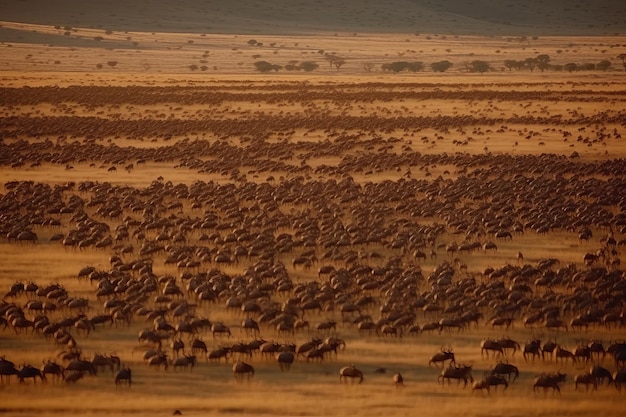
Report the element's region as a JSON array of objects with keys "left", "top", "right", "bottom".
[
  {"left": 190, "top": 339, "right": 208, "bottom": 359},
  {"left": 233, "top": 361, "right": 255, "bottom": 382},
  {"left": 613, "top": 369, "right": 626, "bottom": 392},
  {"left": 497, "top": 337, "right": 520, "bottom": 357},
  {"left": 541, "top": 341, "right": 558, "bottom": 362},
  {"left": 115, "top": 367, "right": 132, "bottom": 386},
  {"left": 92, "top": 353, "right": 121, "bottom": 374},
  {"left": 533, "top": 372, "right": 566, "bottom": 395},
  {"left": 208, "top": 347, "right": 231, "bottom": 363},
  {"left": 472, "top": 379, "right": 491, "bottom": 395},
  {"left": 64, "top": 371, "right": 84, "bottom": 383},
  {"left": 339, "top": 365, "right": 364, "bottom": 384},
  {"left": 439, "top": 364, "right": 473, "bottom": 387},
  {"left": 555, "top": 346, "right": 576, "bottom": 365},
  {"left": 41, "top": 361, "right": 65, "bottom": 382},
  {"left": 589, "top": 365, "right": 613, "bottom": 386},
  {"left": 480, "top": 339, "right": 504, "bottom": 359},
  {"left": 211, "top": 322, "right": 231, "bottom": 339},
  {"left": 18, "top": 364, "right": 46, "bottom": 384},
  {"left": 276, "top": 351, "right": 295, "bottom": 371},
  {"left": 491, "top": 362, "right": 519, "bottom": 382},
  {"left": 523, "top": 339, "right": 542, "bottom": 362},
  {"left": 147, "top": 352, "right": 169, "bottom": 371},
  {"left": 428, "top": 347, "right": 455, "bottom": 368},
  {"left": 484, "top": 374, "right": 508, "bottom": 391},
  {"left": 0, "top": 359, "right": 19, "bottom": 383},
  {"left": 172, "top": 354, "right": 196, "bottom": 372},
  {"left": 66, "top": 359, "right": 97, "bottom": 376},
  {"left": 574, "top": 372, "right": 598, "bottom": 392},
  {"left": 392, "top": 372, "right": 404, "bottom": 388}
]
